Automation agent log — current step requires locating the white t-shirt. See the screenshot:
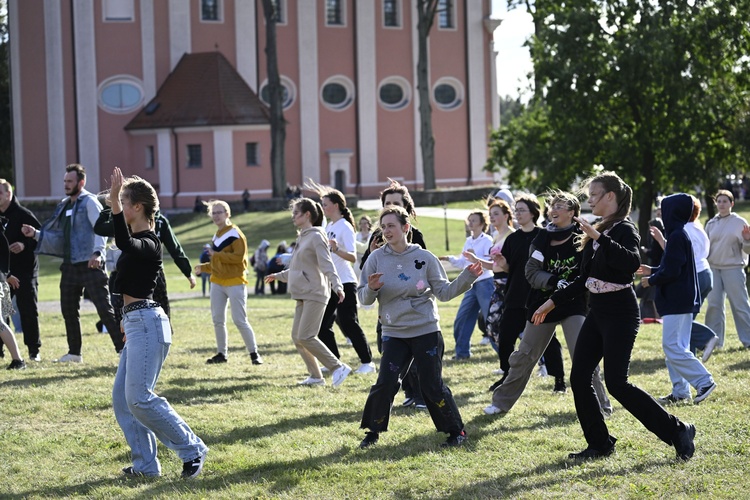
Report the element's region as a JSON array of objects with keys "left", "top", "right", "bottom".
[
  {"left": 327, "top": 218, "right": 358, "bottom": 284},
  {"left": 447, "top": 232, "right": 494, "bottom": 282},
  {"left": 685, "top": 222, "right": 710, "bottom": 273}
]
